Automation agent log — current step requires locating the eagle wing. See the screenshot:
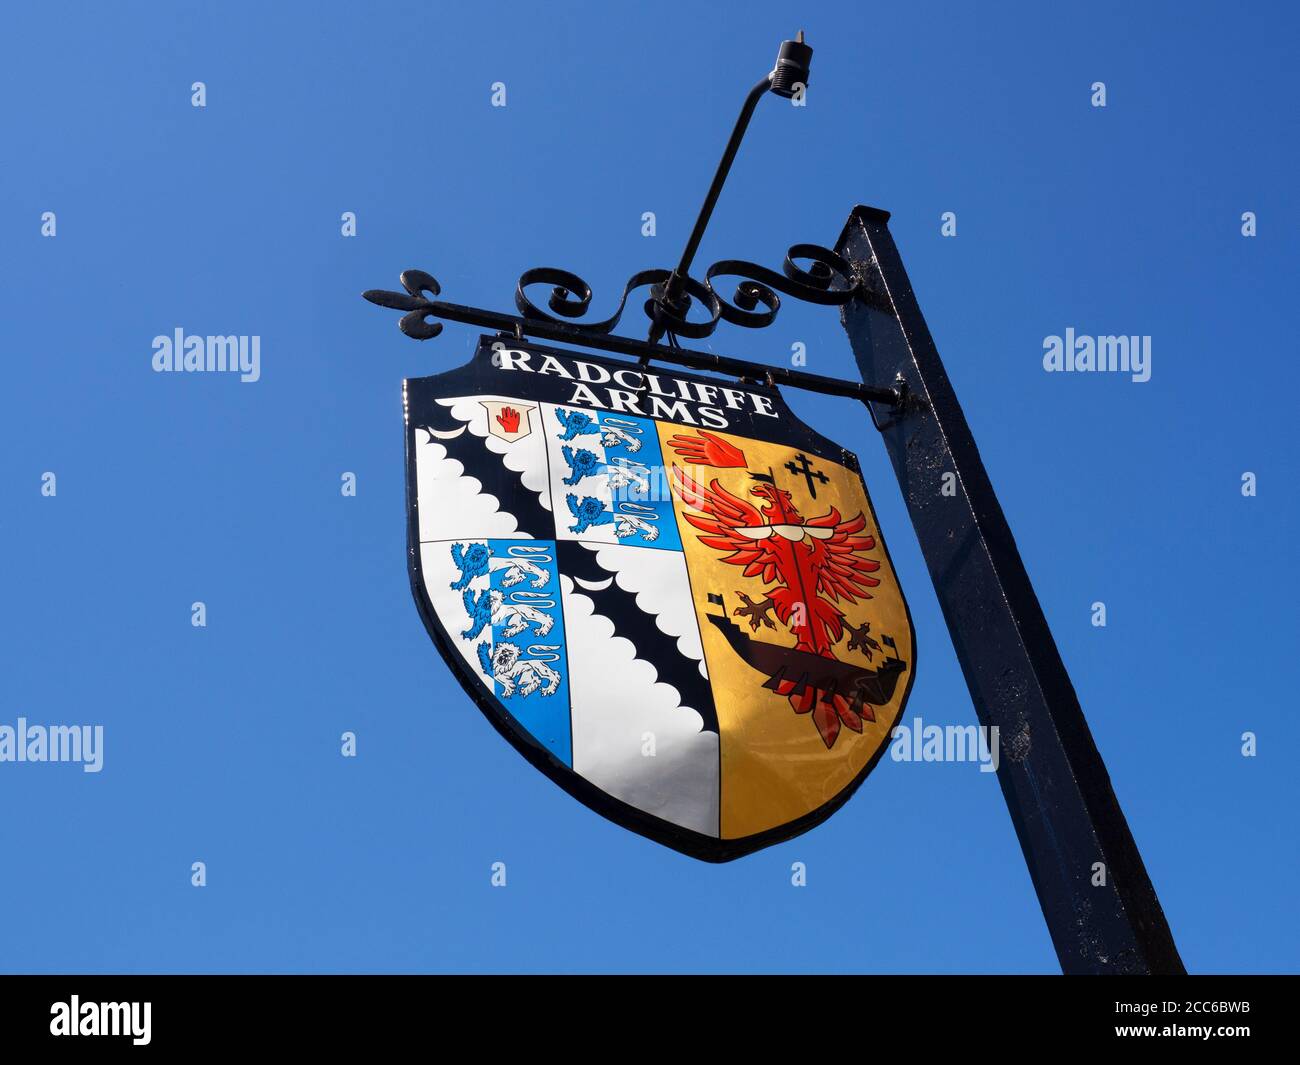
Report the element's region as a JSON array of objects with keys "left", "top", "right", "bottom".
[
  {"left": 671, "top": 466, "right": 786, "bottom": 587},
  {"left": 805, "top": 506, "right": 882, "bottom": 603}
]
